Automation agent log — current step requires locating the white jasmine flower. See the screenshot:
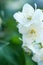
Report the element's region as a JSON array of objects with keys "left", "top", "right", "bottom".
[
  {"left": 13, "top": 3, "right": 43, "bottom": 35},
  {"left": 22, "top": 23, "right": 43, "bottom": 53},
  {"left": 32, "top": 48, "right": 43, "bottom": 65},
  {"left": 13, "top": 3, "right": 43, "bottom": 27},
  {"left": 13, "top": 3, "right": 43, "bottom": 58}
]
